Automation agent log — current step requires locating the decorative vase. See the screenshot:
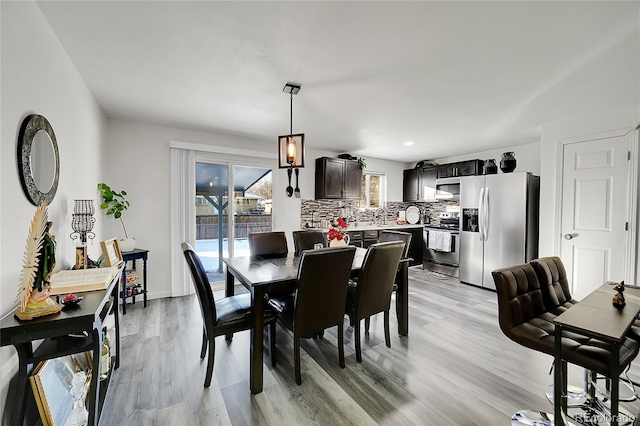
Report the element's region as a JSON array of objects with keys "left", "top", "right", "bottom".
[
  {"left": 329, "top": 234, "right": 350, "bottom": 247},
  {"left": 500, "top": 152, "right": 517, "bottom": 173},
  {"left": 482, "top": 159, "right": 498, "bottom": 175},
  {"left": 119, "top": 238, "right": 136, "bottom": 252}
]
